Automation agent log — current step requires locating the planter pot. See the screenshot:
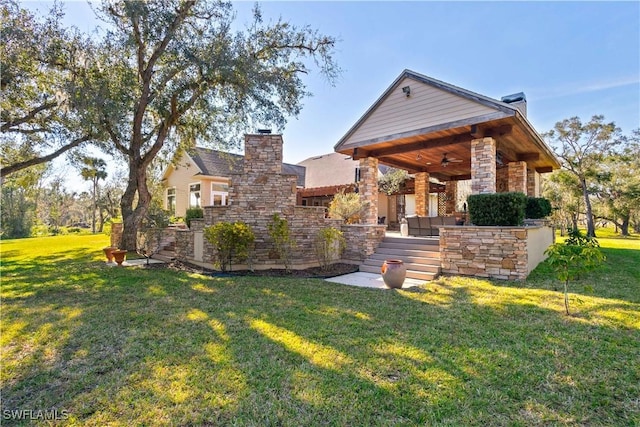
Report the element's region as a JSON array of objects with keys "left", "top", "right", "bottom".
[
  {"left": 103, "top": 247, "right": 117, "bottom": 263},
  {"left": 112, "top": 250, "right": 128, "bottom": 266},
  {"left": 381, "top": 259, "right": 406, "bottom": 289}
]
